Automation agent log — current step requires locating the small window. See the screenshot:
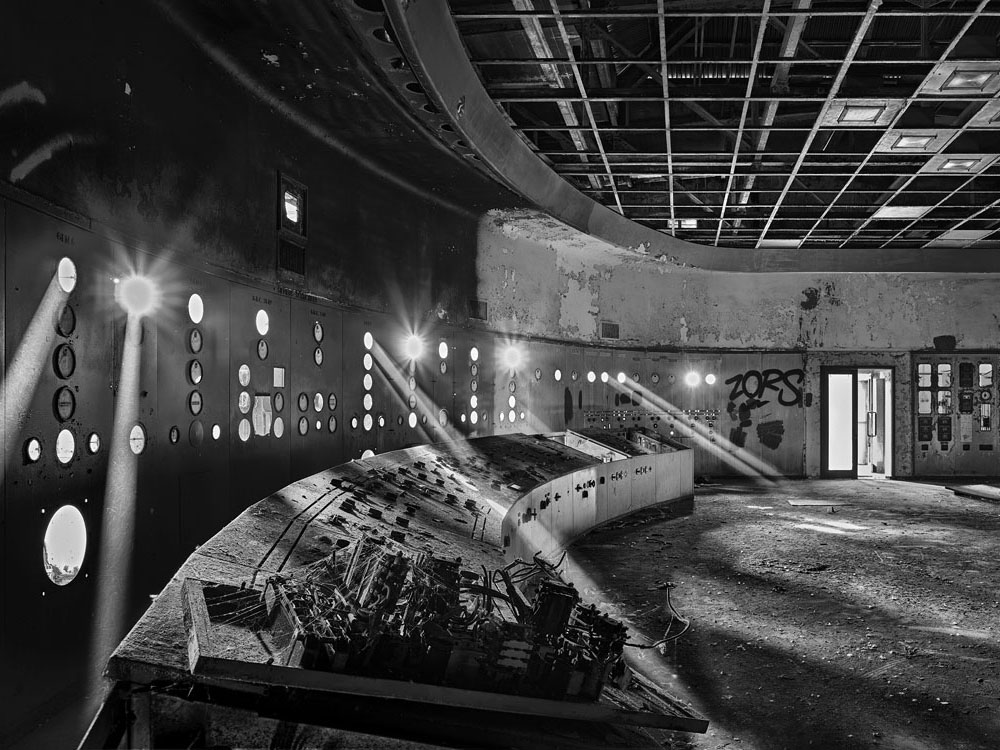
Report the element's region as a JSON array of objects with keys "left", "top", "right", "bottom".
[
  {"left": 936, "top": 390, "right": 952, "bottom": 414},
  {"left": 917, "top": 391, "right": 932, "bottom": 414},
  {"left": 980, "top": 403, "right": 992, "bottom": 431},
  {"left": 936, "top": 363, "right": 952, "bottom": 388},
  {"left": 917, "top": 363, "right": 932, "bottom": 388},
  {"left": 979, "top": 363, "right": 993, "bottom": 387},
  {"left": 279, "top": 175, "right": 307, "bottom": 237}
]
